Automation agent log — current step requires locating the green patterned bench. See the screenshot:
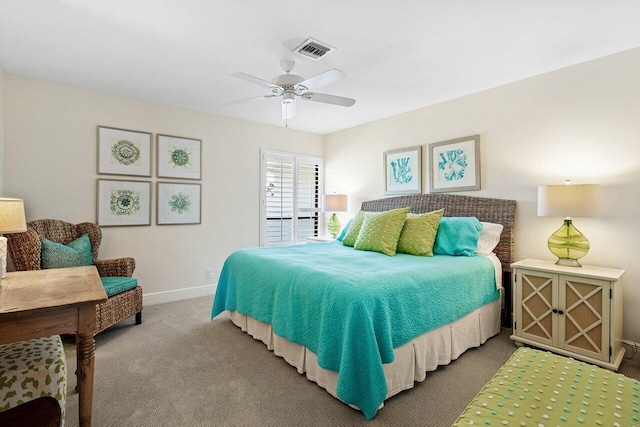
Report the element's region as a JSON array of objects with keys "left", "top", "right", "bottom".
[
  {"left": 0, "top": 335, "right": 67, "bottom": 423},
  {"left": 453, "top": 346, "right": 639, "bottom": 426}
]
